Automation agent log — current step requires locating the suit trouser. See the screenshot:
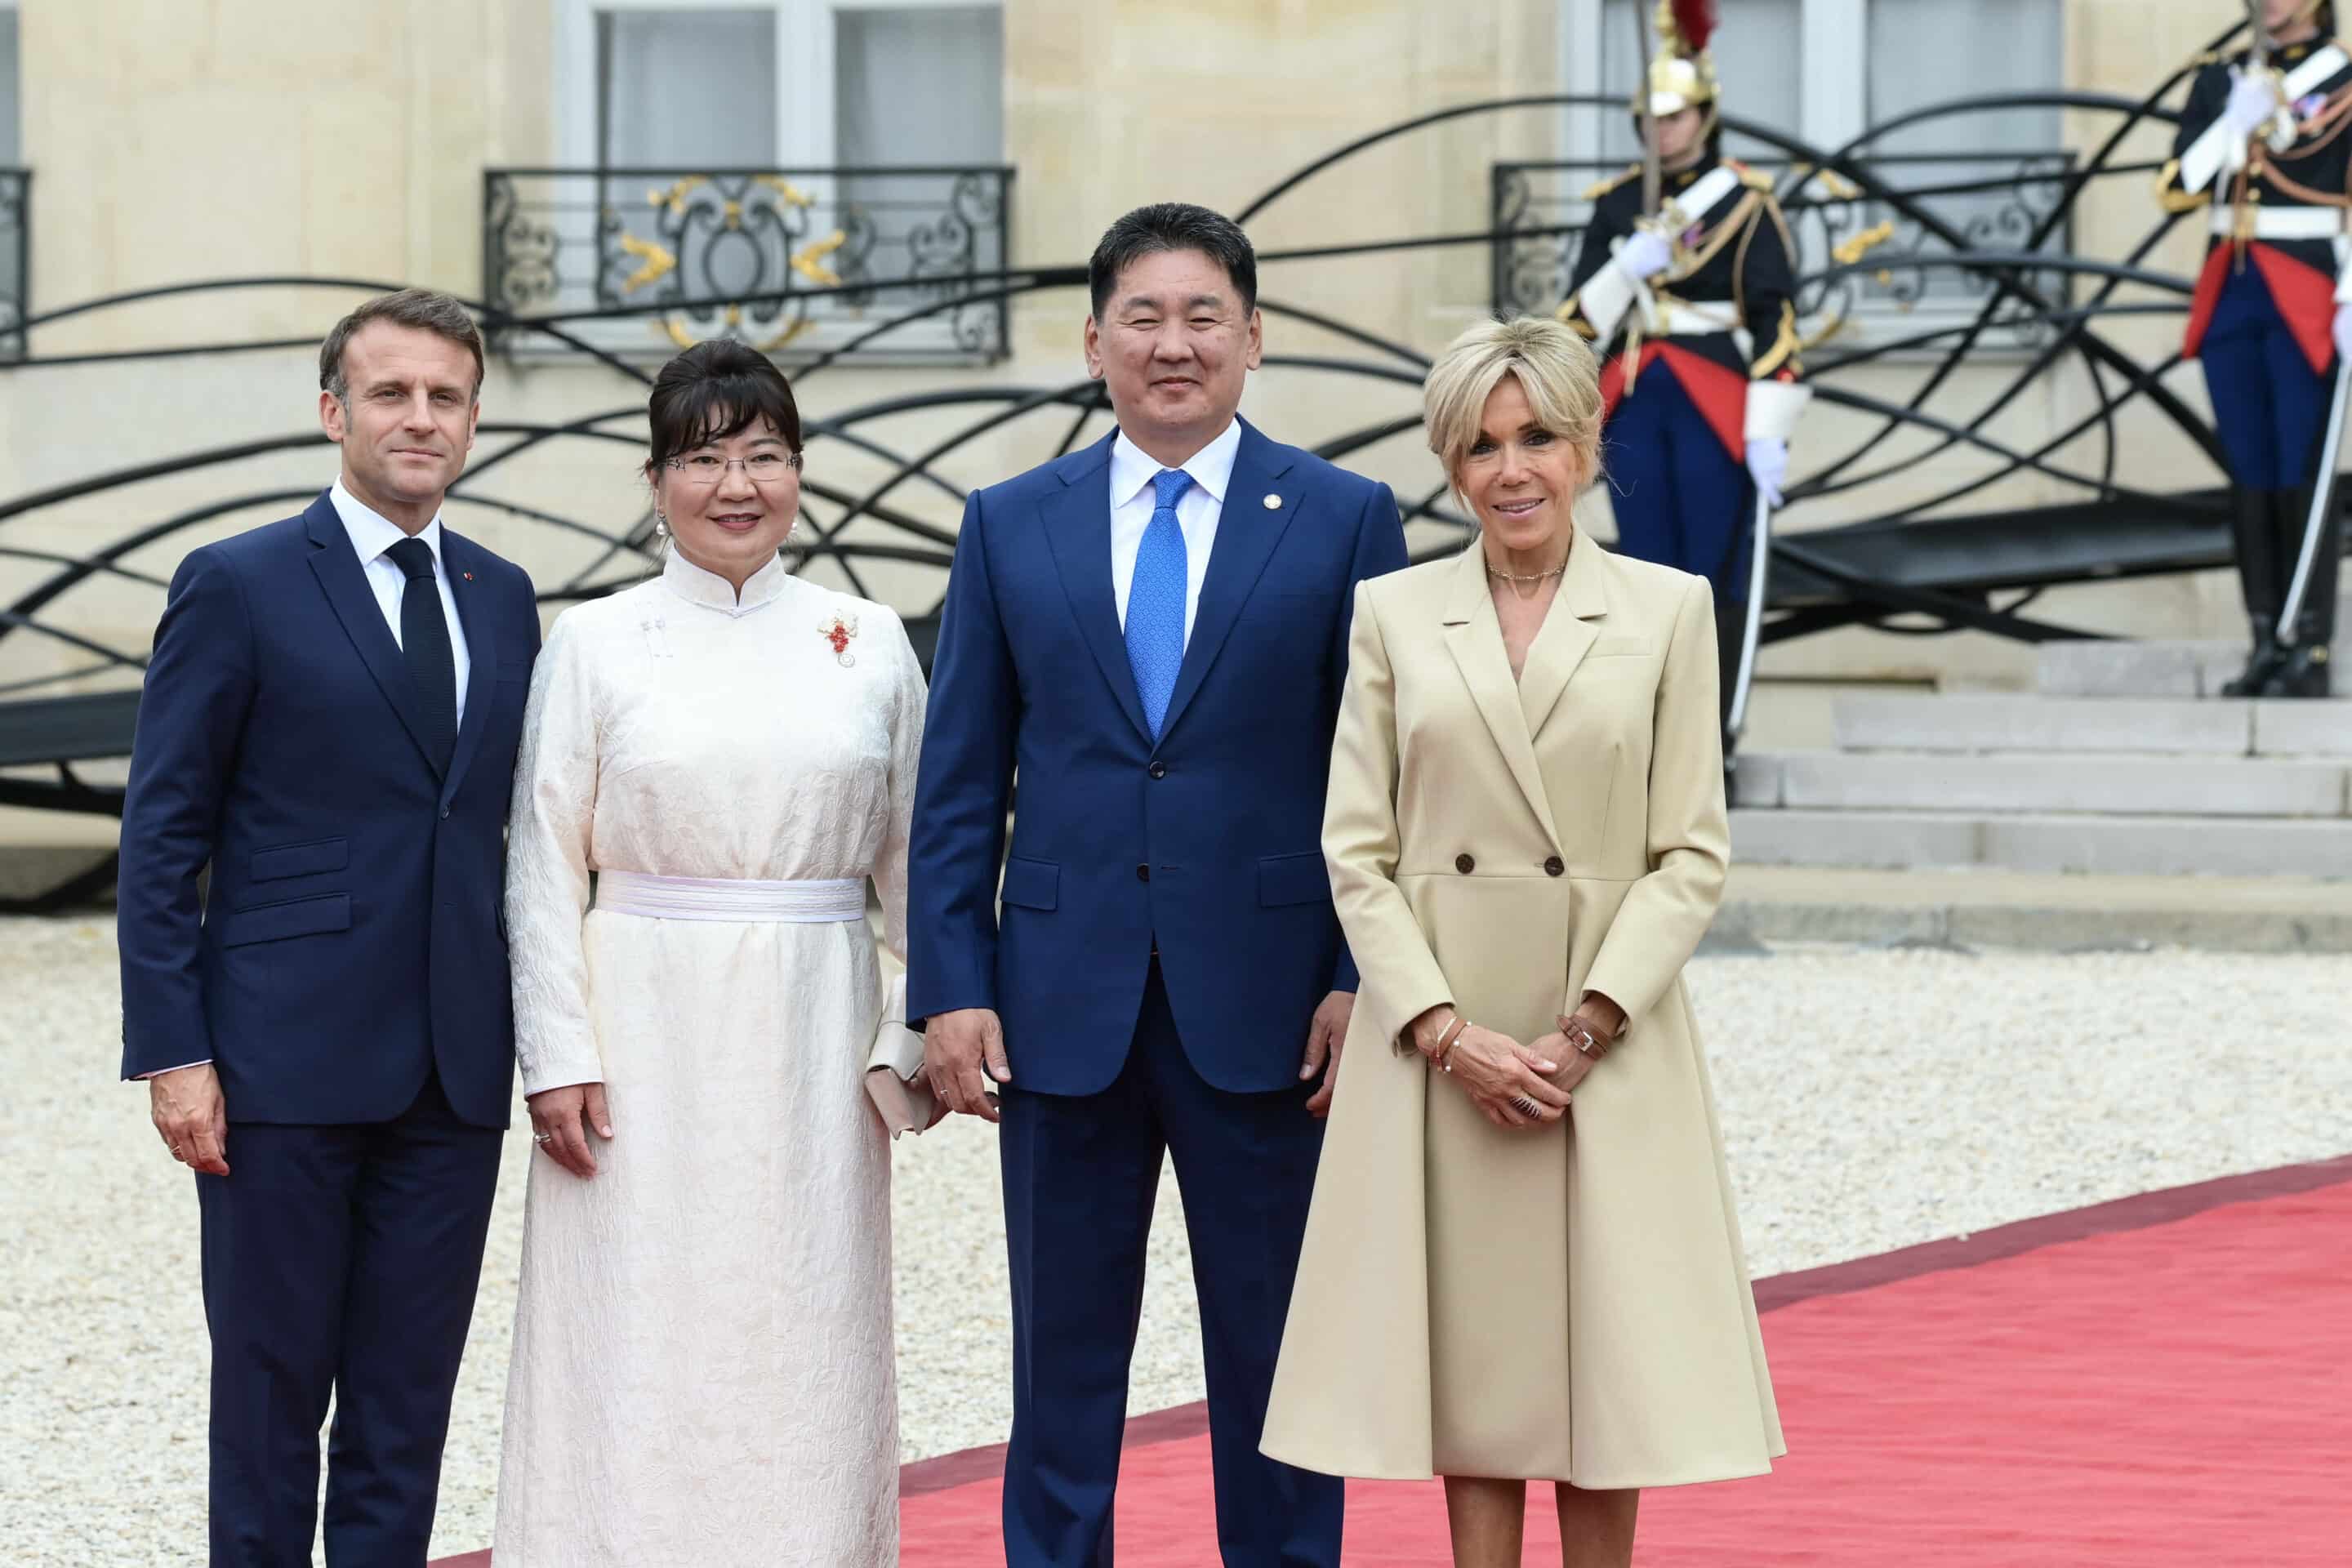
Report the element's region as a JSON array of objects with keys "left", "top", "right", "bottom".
[
  {"left": 998, "top": 959, "right": 1342, "bottom": 1568},
  {"left": 198, "top": 1071, "right": 501, "bottom": 1568}
]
